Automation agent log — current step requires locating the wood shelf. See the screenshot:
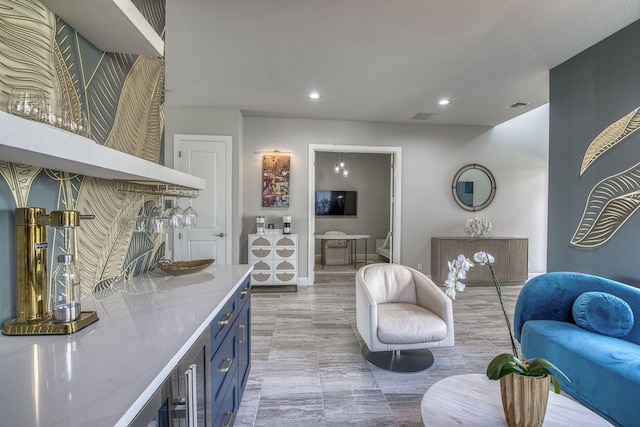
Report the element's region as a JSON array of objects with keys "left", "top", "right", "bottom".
[
  {"left": 41, "top": 0, "right": 164, "bottom": 56},
  {"left": 0, "top": 111, "right": 205, "bottom": 190}
]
